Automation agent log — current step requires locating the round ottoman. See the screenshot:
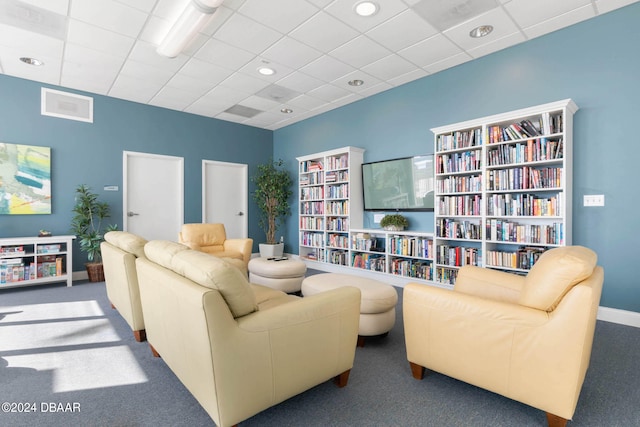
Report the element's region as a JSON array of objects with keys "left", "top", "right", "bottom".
[
  {"left": 301, "top": 273, "right": 398, "bottom": 346},
  {"left": 248, "top": 257, "right": 307, "bottom": 293}
]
